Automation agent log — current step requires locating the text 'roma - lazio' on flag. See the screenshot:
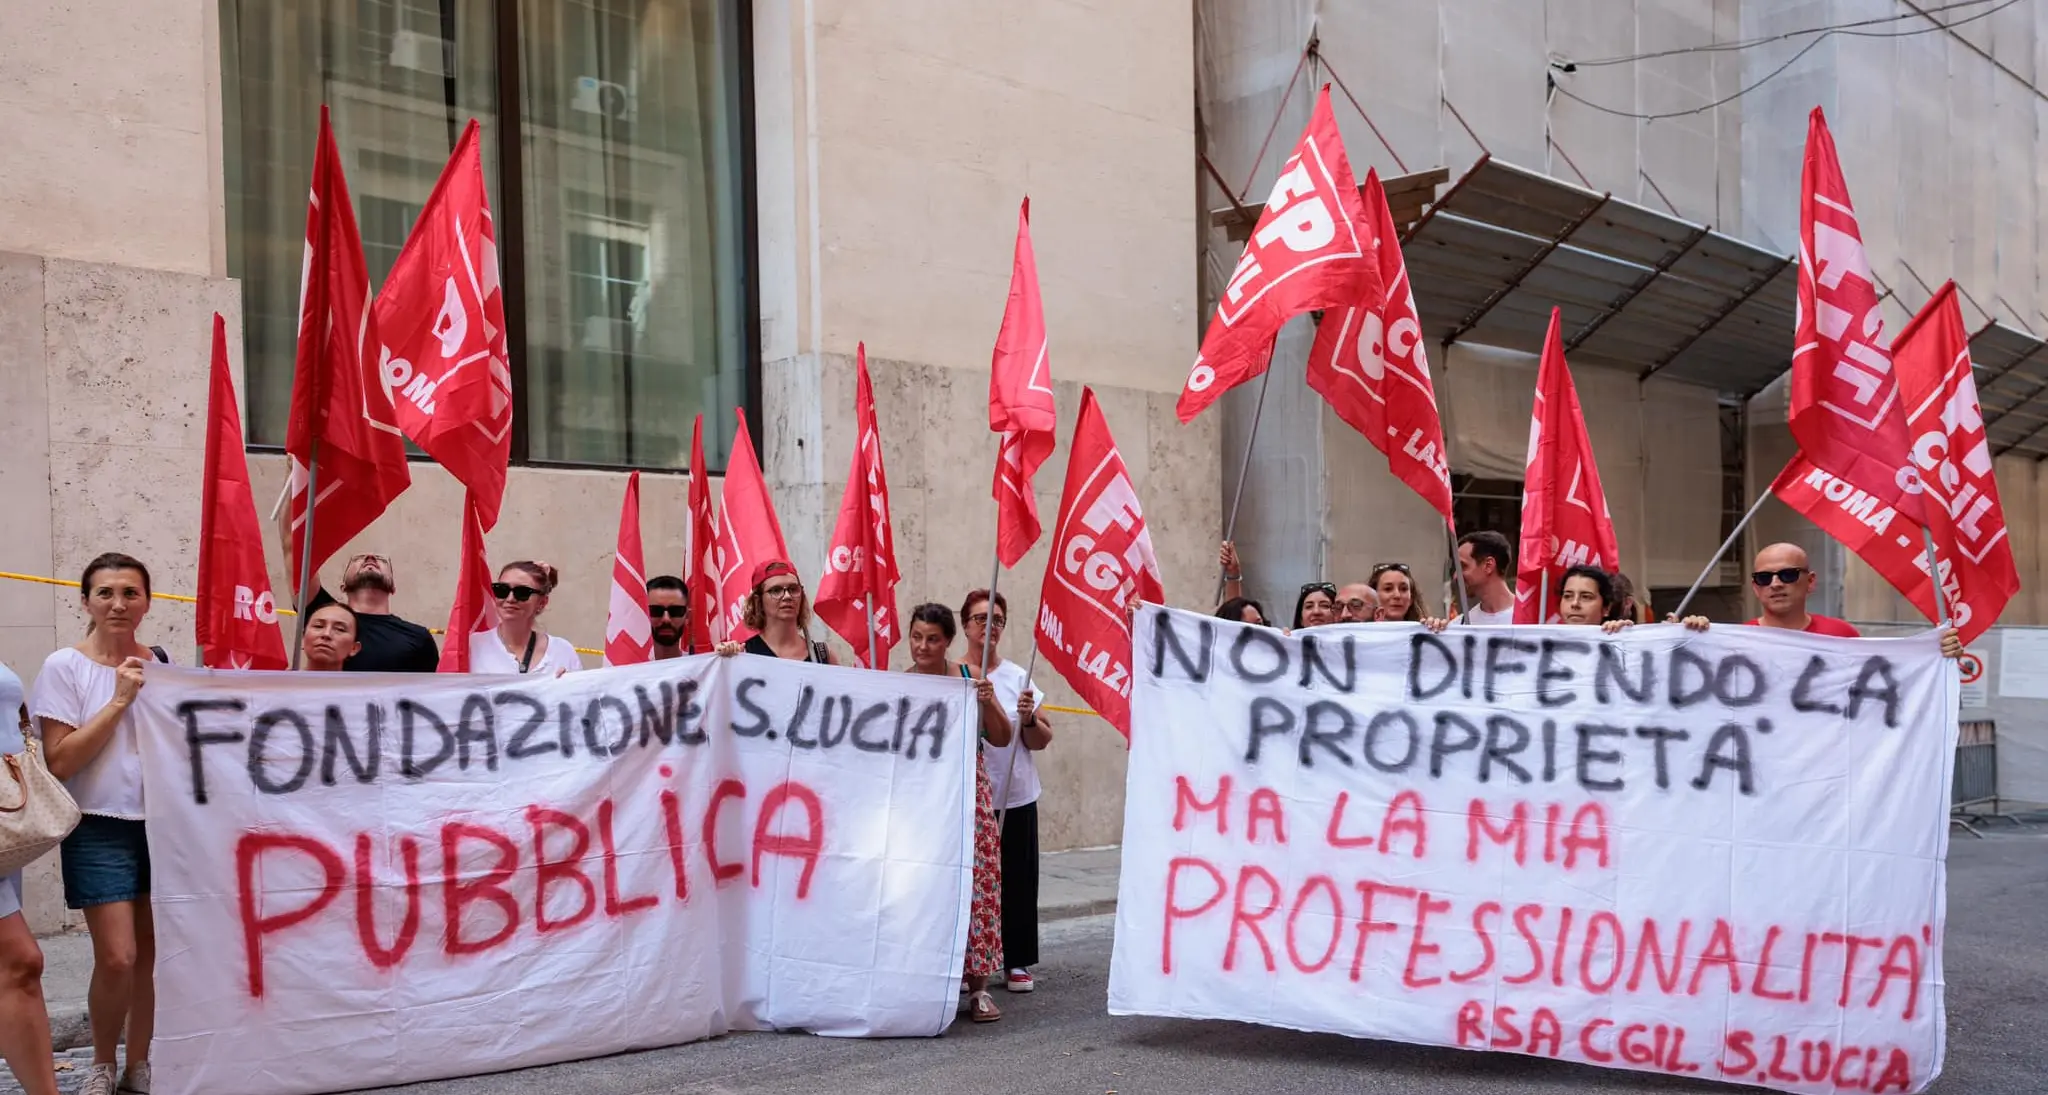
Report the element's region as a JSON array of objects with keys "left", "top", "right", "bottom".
[
  {"left": 816, "top": 344, "right": 903, "bottom": 667},
  {"left": 714, "top": 410, "right": 792, "bottom": 643},
  {"left": 198, "top": 313, "right": 289, "bottom": 671},
  {"left": 1177, "top": 86, "right": 1382, "bottom": 424},
  {"left": 604, "top": 471, "right": 653, "bottom": 667},
  {"left": 989, "top": 197, "right": 1057, "bottom": 567},
  {"left": 1514, "top": 308, "right": 1619, "bottom": 625}
]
